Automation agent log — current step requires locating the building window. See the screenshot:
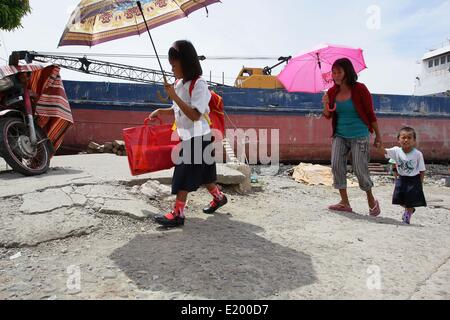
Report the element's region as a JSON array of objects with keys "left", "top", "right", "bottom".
[
  {"left": 448, "top": 55, "right": 450, "bottom": 63},
  {"left": 429, "top": 60, "right": 433, "bottom": 68},
  {"left": 441, "top": 56, "right": 446, "bottom": 64},
  {"left": 435, "top": 58, "right": 440, "bottom": 66}
]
